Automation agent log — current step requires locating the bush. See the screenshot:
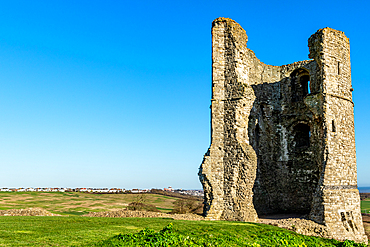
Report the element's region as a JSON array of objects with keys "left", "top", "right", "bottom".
[
  {"left": 95, "top": 223, "right": 198, "bottom": 246},
  {"left": 171, "top": 199, "right": 203, "bottom": 214},
  {"left": 337, "top": 240, "right": 368, "bottom": 247},
  {"left": 126, "top": 202, "right": 160, "bottom": 212}
]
